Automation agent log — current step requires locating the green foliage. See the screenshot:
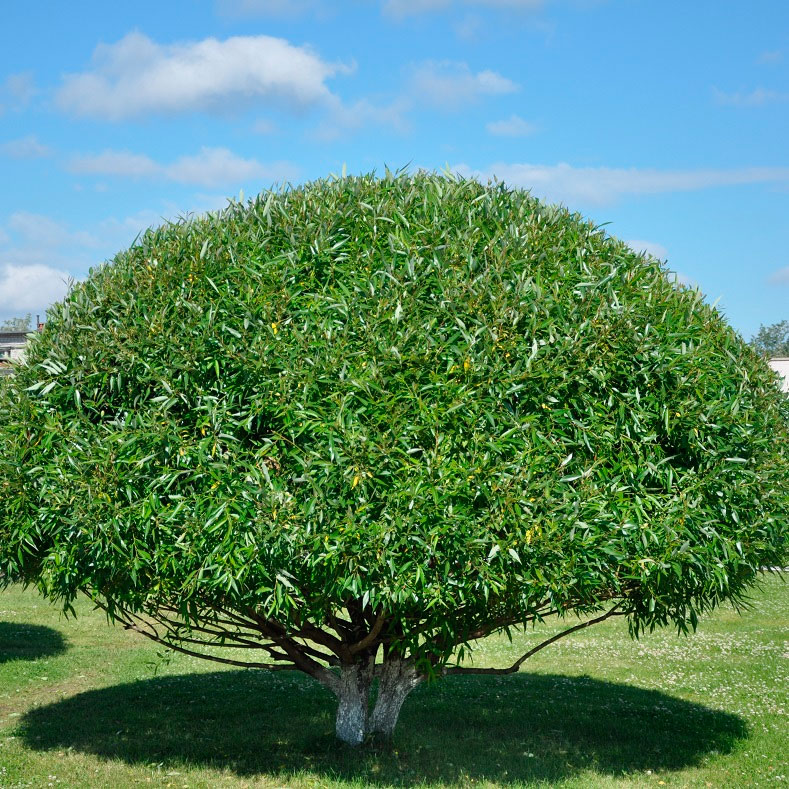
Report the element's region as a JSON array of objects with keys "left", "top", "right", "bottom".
[
  {"left": 750, "top": 319, "right": 789, "bottom": 358},
  {"left": 1, "top": 171, "right": 787, "bottom": 675},
  {"left": 0, "top": 314, "right": 31, "bottom": 332}
]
